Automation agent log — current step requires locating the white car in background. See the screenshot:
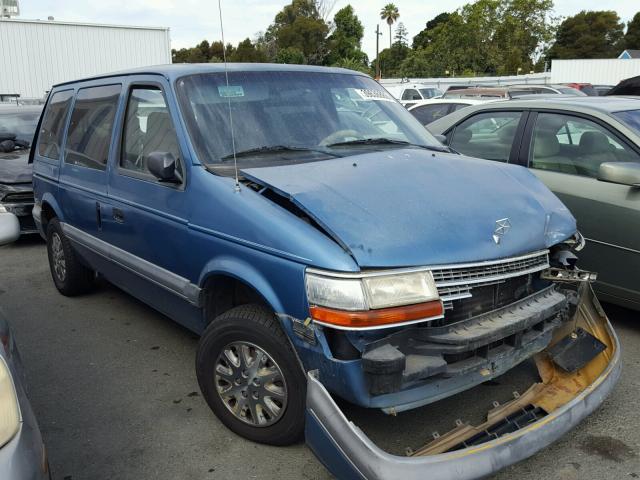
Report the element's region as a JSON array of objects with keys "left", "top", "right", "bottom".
[
  {"left": 407, "top": 98, "right": 503, "bottom": 127},
  {"left": 385, "top": 84, "right": 444, "bottom": 107}
]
